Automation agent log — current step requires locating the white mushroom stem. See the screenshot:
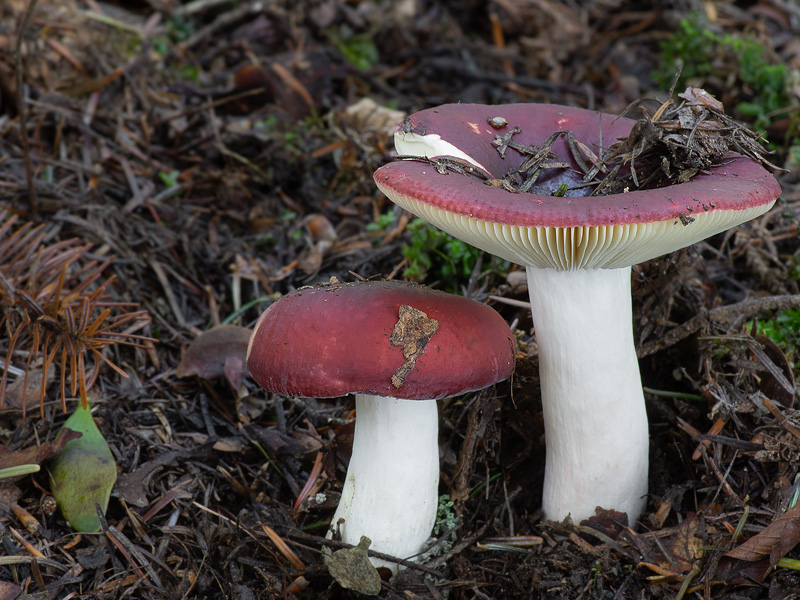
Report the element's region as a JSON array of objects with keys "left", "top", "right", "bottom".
[
  {"left": 329, "top": 394, "right": 439, "bottom": 571},
  {"left": 526, "top": 266, "right": 648, "bottom": 524}
]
